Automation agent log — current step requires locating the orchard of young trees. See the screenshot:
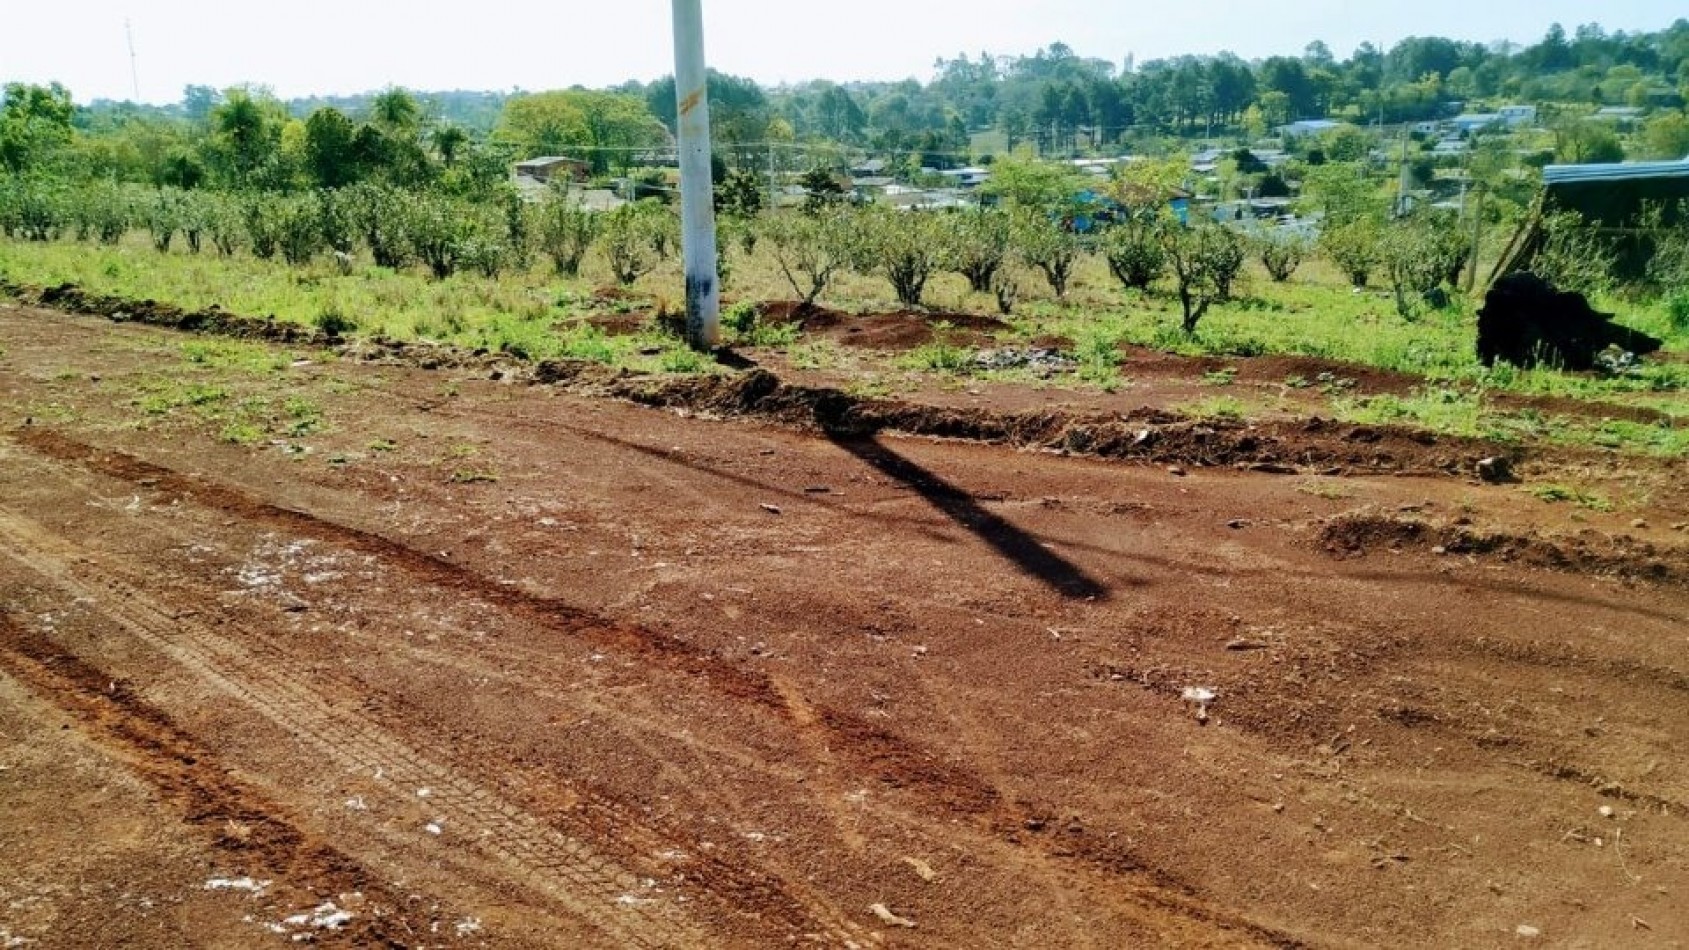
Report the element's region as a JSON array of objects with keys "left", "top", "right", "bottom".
[{"left": 2, "top": 18, "right": 1687, "bottom": 339}]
